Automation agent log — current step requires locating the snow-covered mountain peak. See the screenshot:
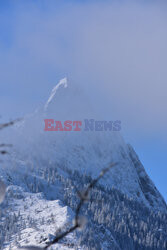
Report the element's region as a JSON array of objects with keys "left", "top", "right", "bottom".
[
  {"left": 0, "top": 79, "right": 167, "bottom": 249},
  {"left": 42, "top": 77, "right": 93, "bottom": 121},
  {"left": 44, "top": 77, "right": 68, "bottom": 111},
  {"left": 1, "top": 79, "right": 166, "bottom": 213}
]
